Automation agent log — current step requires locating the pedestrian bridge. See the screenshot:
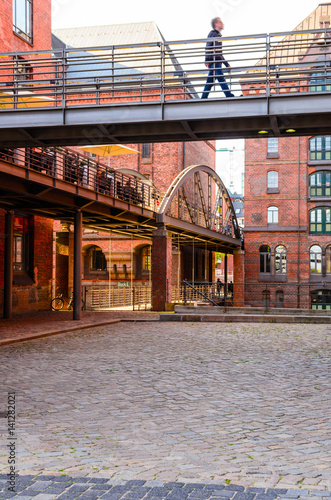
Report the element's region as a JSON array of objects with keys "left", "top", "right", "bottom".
[
  {"left": 0, "top": 146, "right": 241, "bottom": 251},
  {"left": 1, "top": 28, "right": 331, "bottom": 146}
]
